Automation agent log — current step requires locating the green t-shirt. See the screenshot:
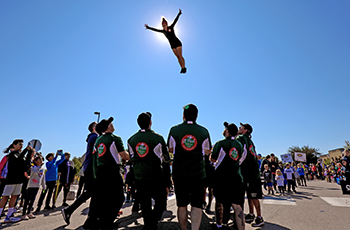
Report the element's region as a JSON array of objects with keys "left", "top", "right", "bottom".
[
  {"left": 93, "top": 133, "right": 125, "bottom": 178},
  {"left": 235, "top": 133, "right": 260, "bottom": 181},
  {"left": 211, "top": 136, "right": 244, "bottom": 183},
  {"left": 167, "top": 121, "right": 211, "bottom": 180},
  {"left": 128, "top": 129, "right": 170, "bottom": 180}
]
